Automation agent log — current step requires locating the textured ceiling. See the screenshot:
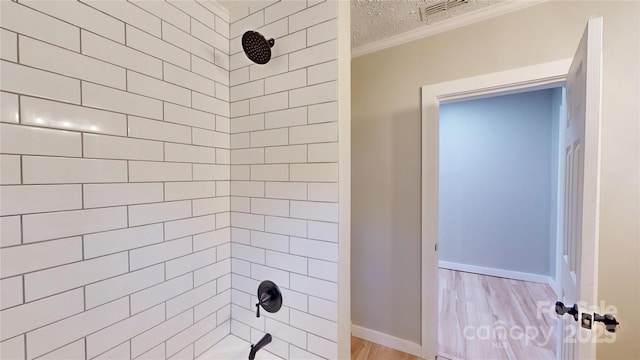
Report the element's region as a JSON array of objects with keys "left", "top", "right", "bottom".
[
  {"left": 216, "top": 0, "right": 505, "bottom": 48},
  {"left": 351, "top": 0, "right": 503, "bottom": 48}
]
